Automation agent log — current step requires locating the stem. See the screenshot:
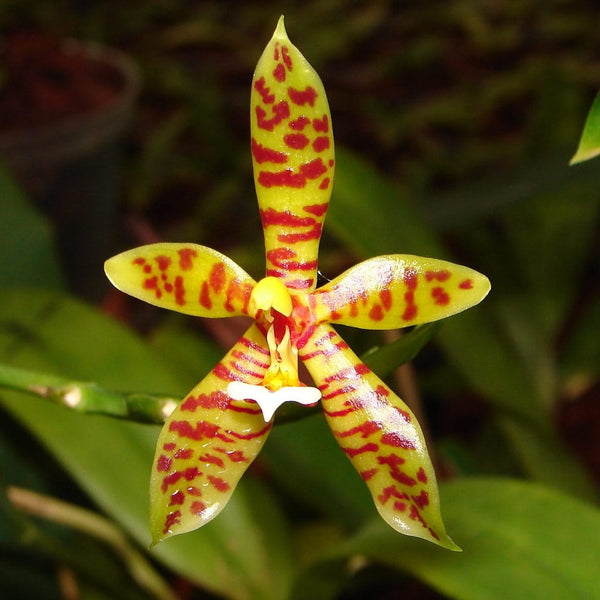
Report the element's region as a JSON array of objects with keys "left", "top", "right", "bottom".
[
  {"left": 7, "top": 486, "right": 177, "bottom": 600},
  {"left": 0, "top": 362, "right": 177, "bottom": 424}
]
